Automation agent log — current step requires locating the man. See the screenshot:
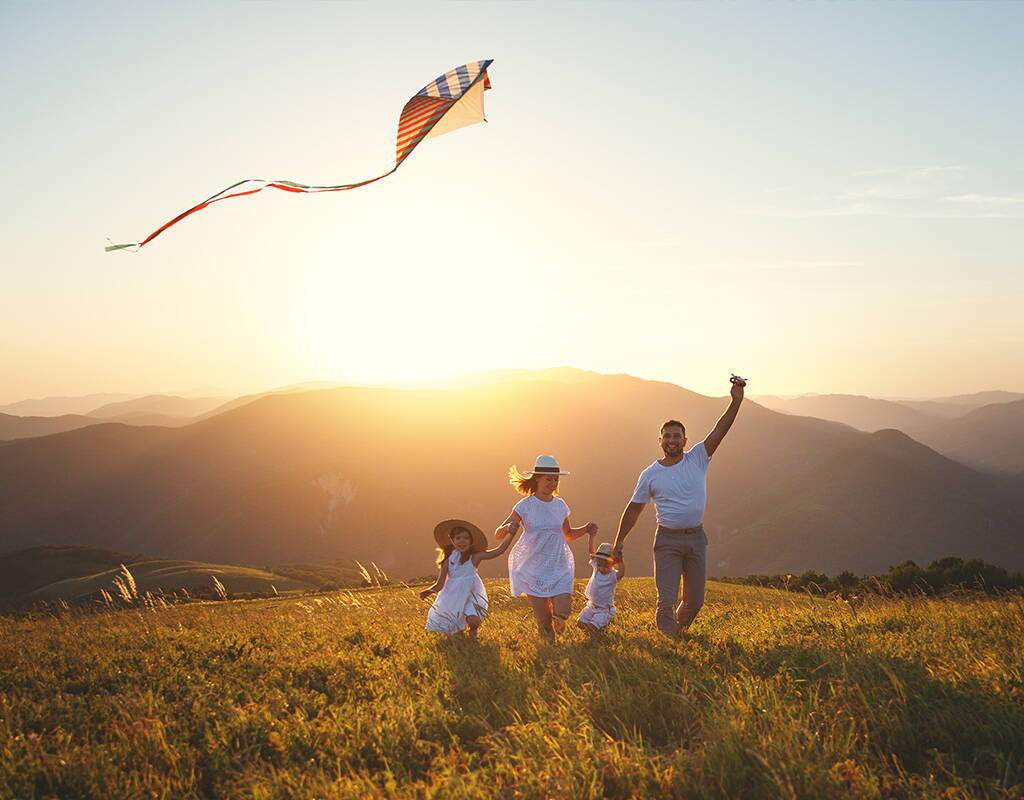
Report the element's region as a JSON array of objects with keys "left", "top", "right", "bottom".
[{"left": 612, "top": 376, "right": 746, "bottom": 635}]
